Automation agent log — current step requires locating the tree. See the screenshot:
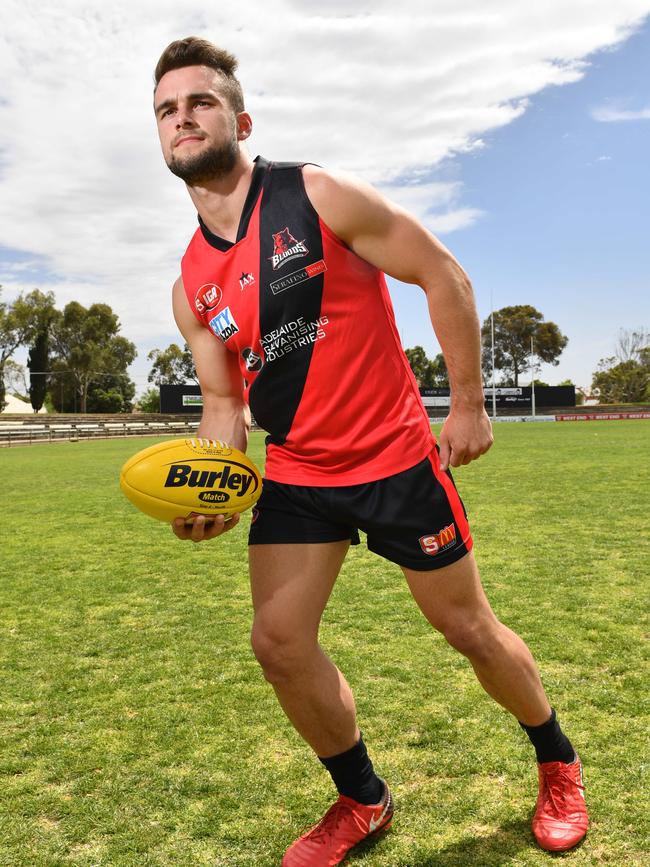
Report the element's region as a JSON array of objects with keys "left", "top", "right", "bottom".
[
  {"left": 147, "top": 342, "right": 197, "bottom": 385},
  {"left": 87, "top": 372, "right": 136, "bottom": 413},
  {"left": 137, "top": 387, "right": 161, "bottom": 413},
  {"left": 404, "top": 346, "right": 432, "bottom": 387},
  {"left": 87, "top": 386, "right": 126, "bottom": 413},
  {"left": 592, "top": 348, "right": 649, "bottom": 404},
  {"left": 28, "top": 331, "right": 49, "bottom": 412},
  {"left": 404, "top": 346, "right": 448, "bottom": 388},
  {"left": 23, "top": 289, "right": 57, "bottom": 412},
  {"left": 1, "top": 290, "right": 24, "bottom": 410},
  {"left": 430, "top": 352, "right": 449, "bottom": 387},
  {"left": 3, "top": 359, "right": 28, "bottom": 396},
  {"left": 49, "top": 302, "right": 137, "bottom": 413},
  {"left": 481, "top": 305, "right": 568, "bottom": 387},
  {"left": 615, "top": 327, "right": 649, "bottom": 363},
  {"left": 1, "top": 288, "right": 57, "bottom": 410}
]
